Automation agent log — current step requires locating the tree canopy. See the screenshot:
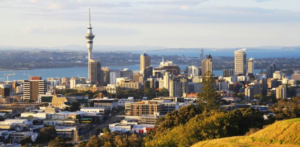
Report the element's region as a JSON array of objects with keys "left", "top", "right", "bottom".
[{"left": 197, "top": 71, "right": 220, "bottom": 111}]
